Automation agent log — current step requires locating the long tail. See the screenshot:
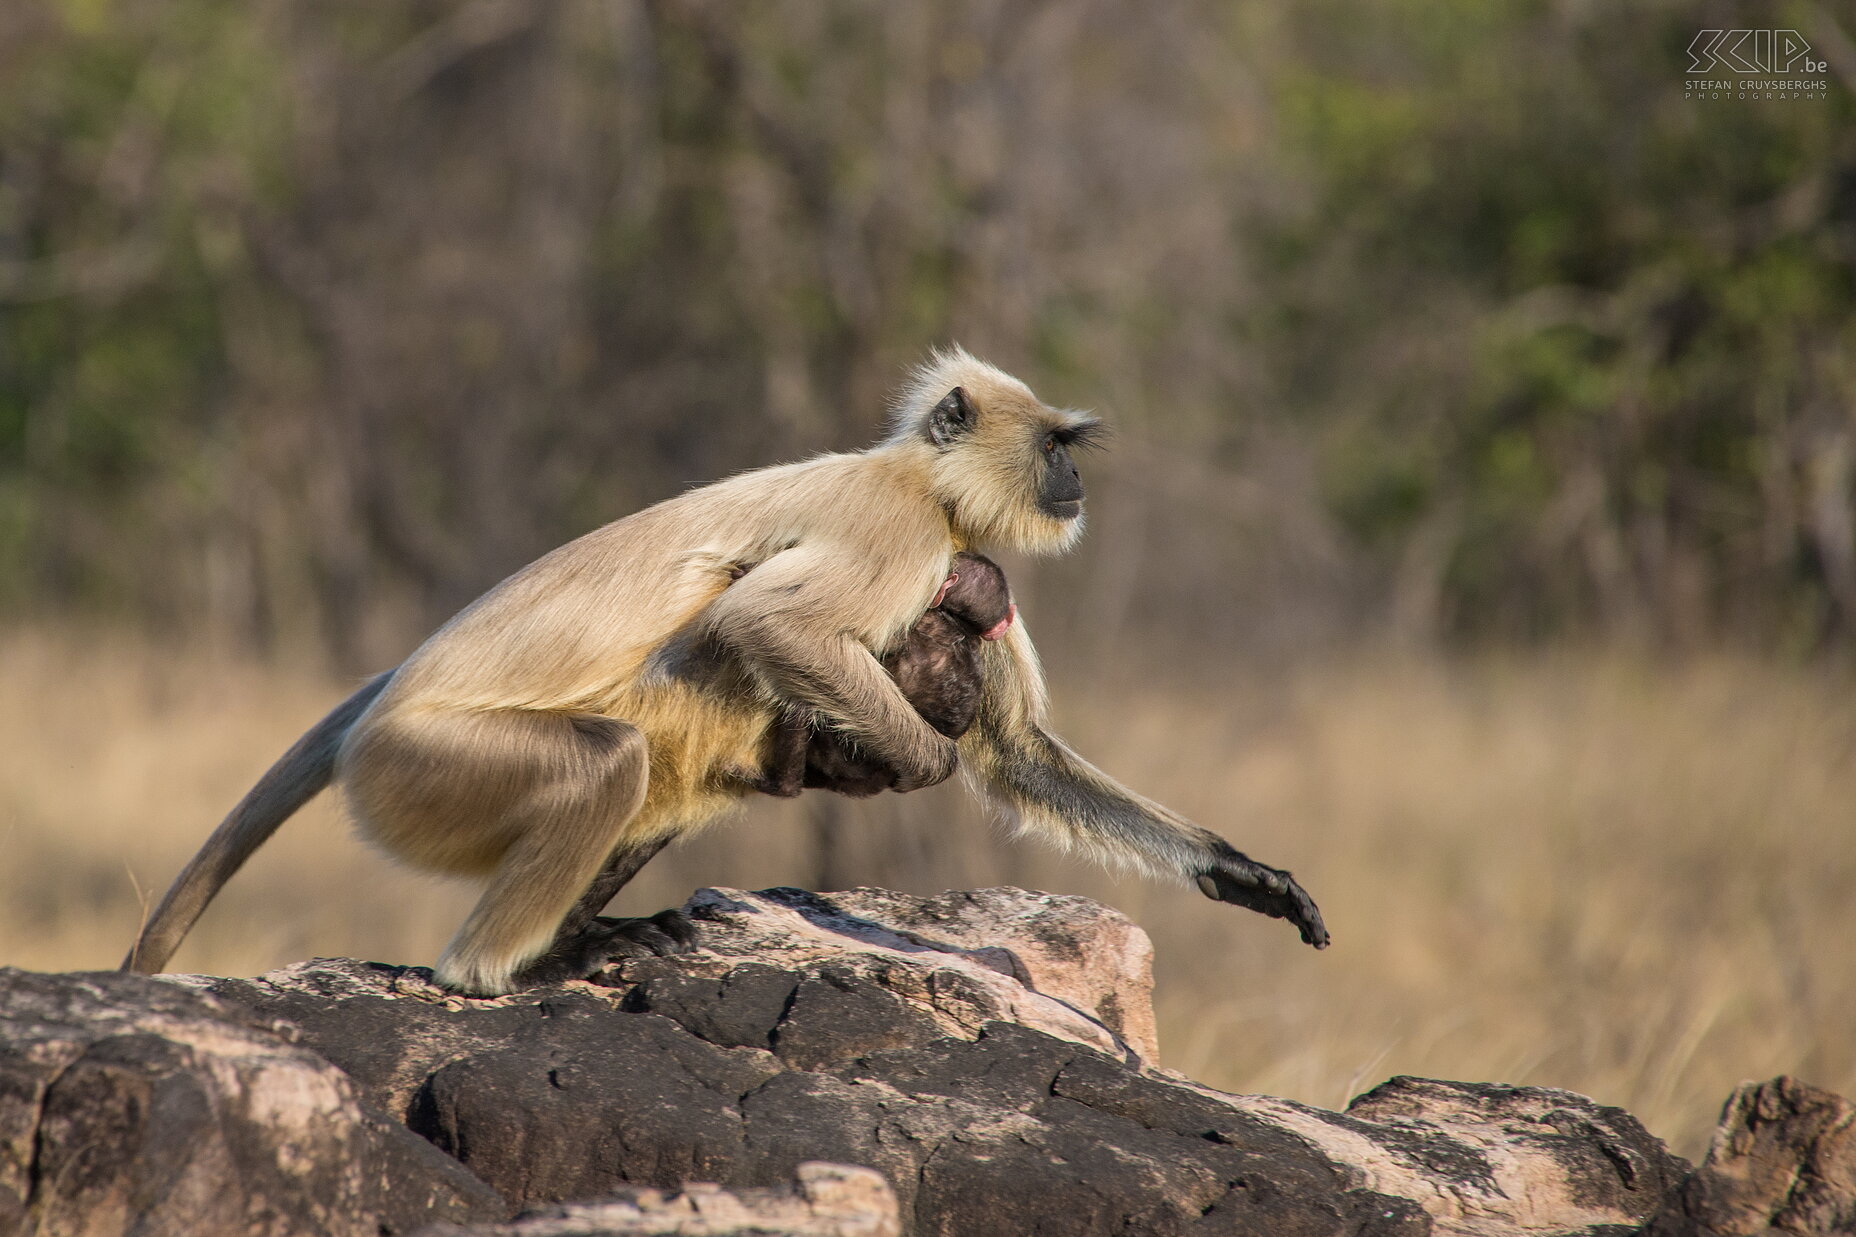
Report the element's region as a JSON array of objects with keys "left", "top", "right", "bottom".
[{"left": 121, "top": 669, "right": 395, "bottom": 975}]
